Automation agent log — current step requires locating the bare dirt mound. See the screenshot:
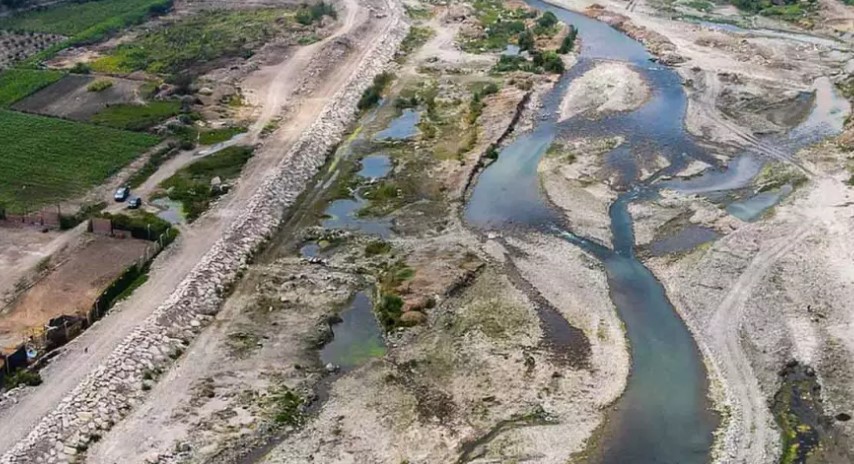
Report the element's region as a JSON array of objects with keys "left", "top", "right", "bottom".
[{"left": 558, "top": 61, "right": 649, "bottom": 121}]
